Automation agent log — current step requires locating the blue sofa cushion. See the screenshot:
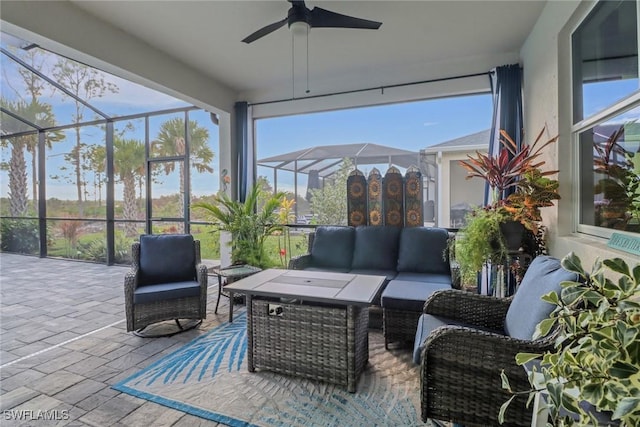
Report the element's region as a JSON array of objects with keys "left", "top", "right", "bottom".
[
  {"left": 310, "top": 226, "right": 355, "bottom": 269},
  {"left": 397, "top": 227, "right": 450, "bottom": 274},
  {"left": 505, "top": 256, "right": 580, "bottom": 341},
  {"left": 139, "top": 234, "right": 196, "bottom": 285},
  {"left": 351, "top": 226, "right": 401, "bottom": 270},
  {"left": 381, "top": 280, "right": 451, "bottom": 312},
  {"left": 133, "top": 280, "right": 201, "bottom": 304},
  {"left": 395, "top": 272, "right": 452, "bottom": 285}
]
